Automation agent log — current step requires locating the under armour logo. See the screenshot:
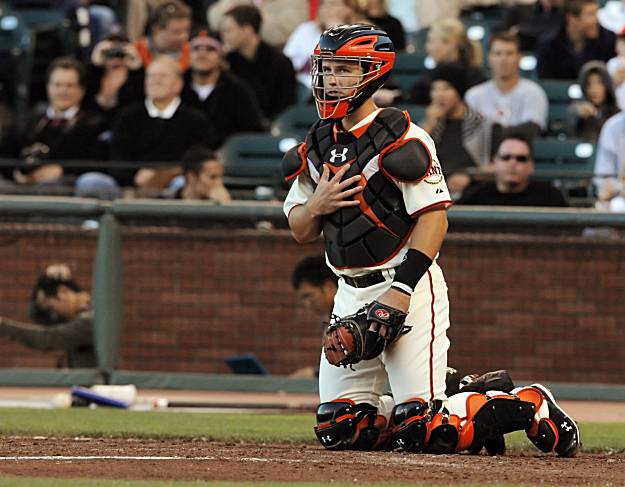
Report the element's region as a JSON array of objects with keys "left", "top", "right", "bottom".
[
  {"left": 321, "top": 435, "right": 332, "bottom": 443},
  {"left": 330, "top": 148, "right": 348, "bottom": 164},
  {"left": 435, "top": 188, "right": 443, "bottom": 194},
  {"left": 561, "top": 421, "right": 573, "bottom": 432},
  {"left": 396, "top": 438, "right": 405, "bottom": 446}
]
